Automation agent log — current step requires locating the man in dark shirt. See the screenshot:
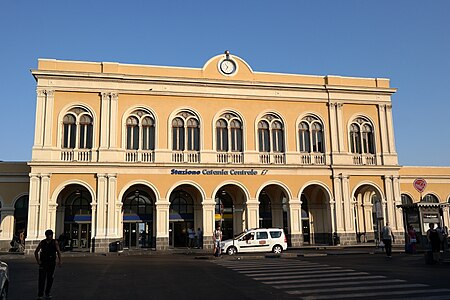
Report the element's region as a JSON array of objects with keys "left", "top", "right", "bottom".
[{"left": 34, "top": 229, "right": 62, "bottom": 299}]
